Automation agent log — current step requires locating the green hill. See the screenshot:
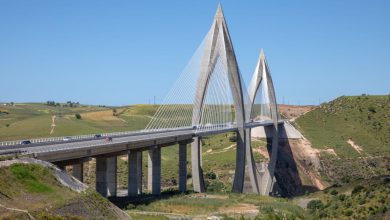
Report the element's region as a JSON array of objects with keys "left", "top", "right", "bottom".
[
  {"left": 295, "top": 95, "right": 390, "bottom": 184},
  {"left": 0, "top": 160, "right": 128, "bottom": 219},
  {"left": 296, "top": 95, "right": 390, "bottom": 157}
]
